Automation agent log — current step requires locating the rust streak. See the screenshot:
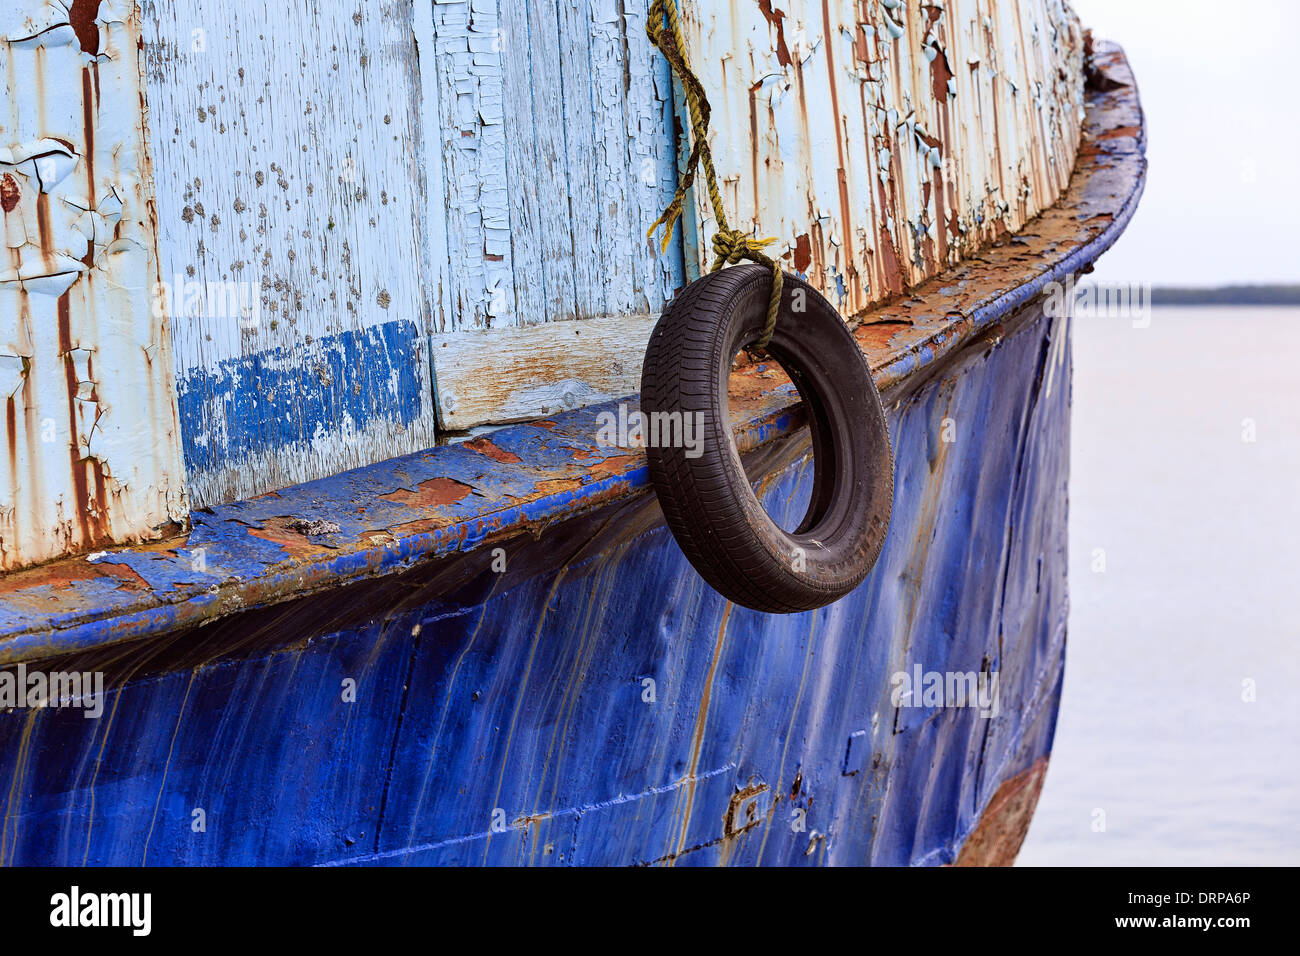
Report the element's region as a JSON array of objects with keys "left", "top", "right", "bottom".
[
  {"left": 820, "top": 0, "right": 857, "bottom": 301},
  {"left": 81, "top": 67, "right": 95, "bottom": 209}
]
